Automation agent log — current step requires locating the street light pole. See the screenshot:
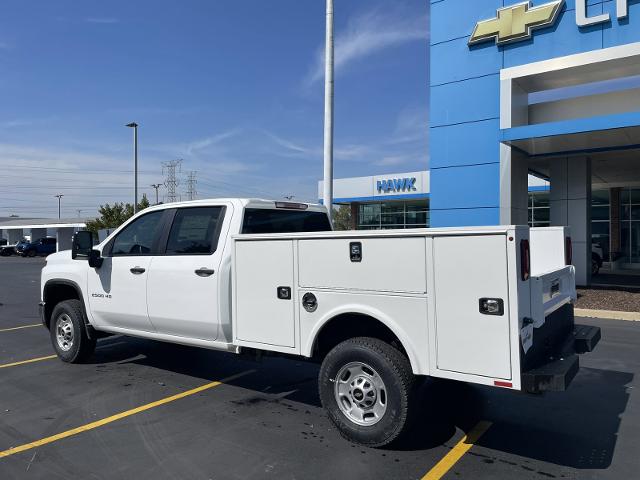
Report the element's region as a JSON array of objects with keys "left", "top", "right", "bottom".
[
  {"left": 126, "top": 122, "right": 139, "bottom": 213},
  {"left": 55, "top": 194, "right": 64, "bottom": 219},
  {"left": 150, "top": 183, "right": 162, "bottom": 205},
  {"left": 323, "top": 0, "right": 335, "bottom": 223}
]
